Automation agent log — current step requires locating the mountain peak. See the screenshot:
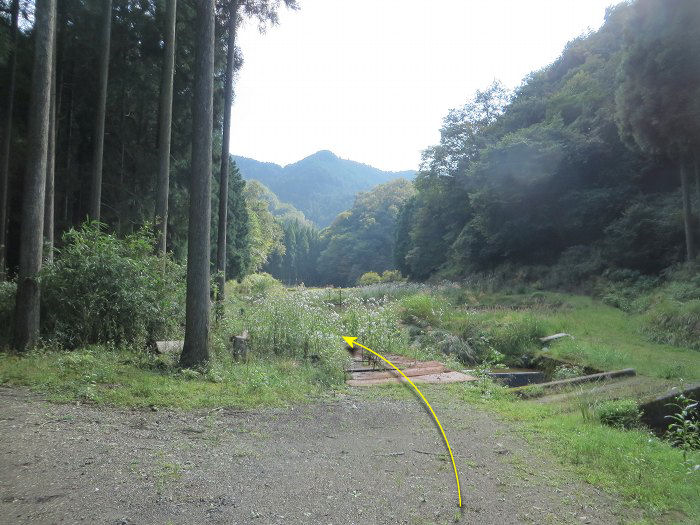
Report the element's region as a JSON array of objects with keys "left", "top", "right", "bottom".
[
  {"left": 308, "top": 150, "right": 338, "bottom": 161},
  {"left": 234, "top": 151, "right": 416, "bottom": 227}
]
